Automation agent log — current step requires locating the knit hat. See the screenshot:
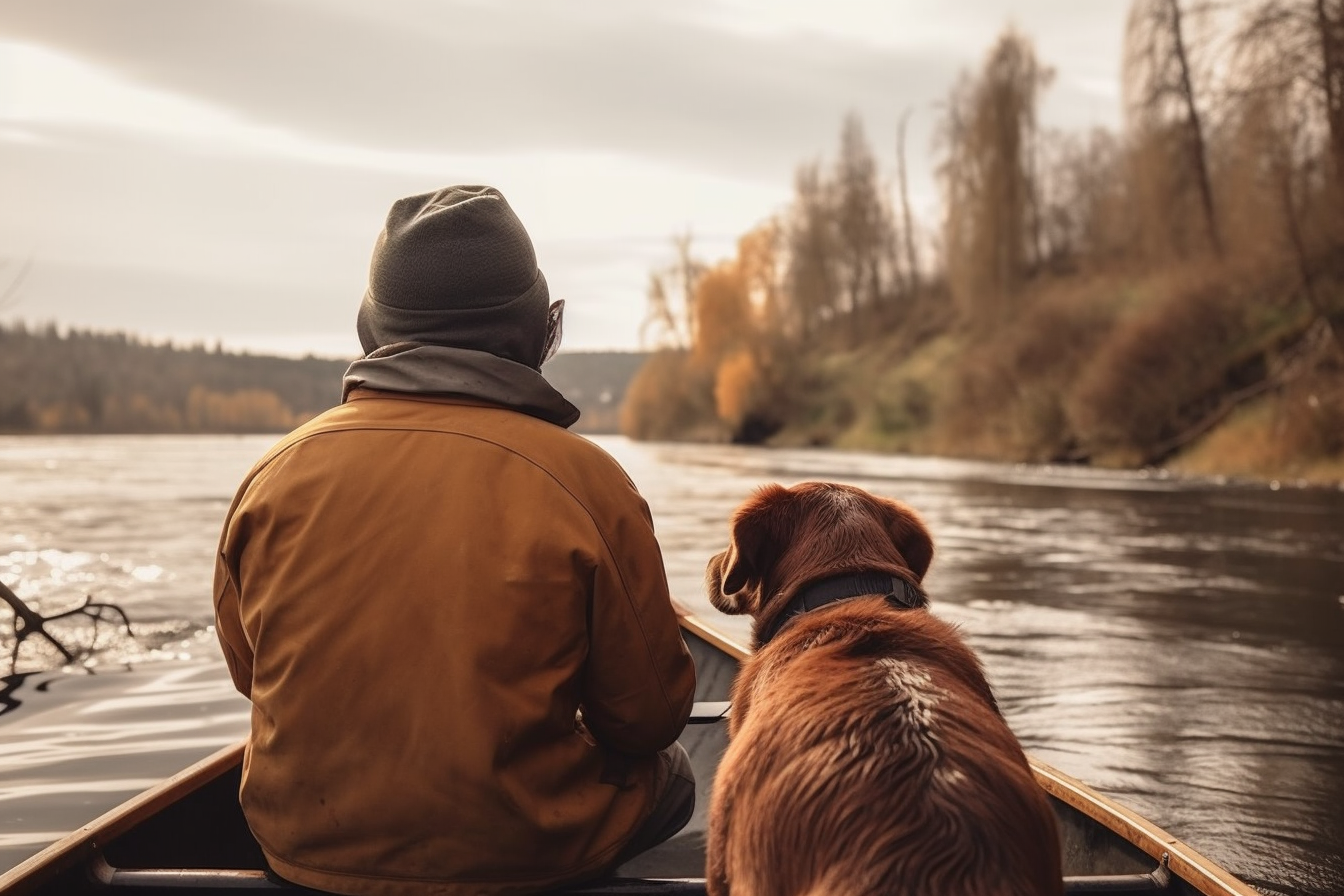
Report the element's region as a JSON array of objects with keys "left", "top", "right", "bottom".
[{"left": 356, "top": 186, "right": 551, "bottom": 368}]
